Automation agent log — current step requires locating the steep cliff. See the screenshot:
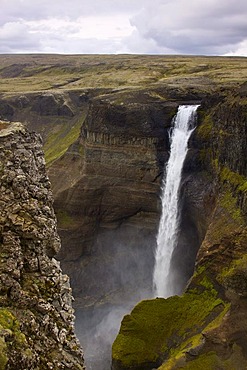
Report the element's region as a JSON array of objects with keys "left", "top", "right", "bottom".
[
  {"left": 50, "top": 95, "right": 179, "bottom": 302},
  {"left": 112, "top": 89, "right": 247, "bottom": 369},
  {"left": 0, "top": 121, "right": 85, "bottom": 369}
]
